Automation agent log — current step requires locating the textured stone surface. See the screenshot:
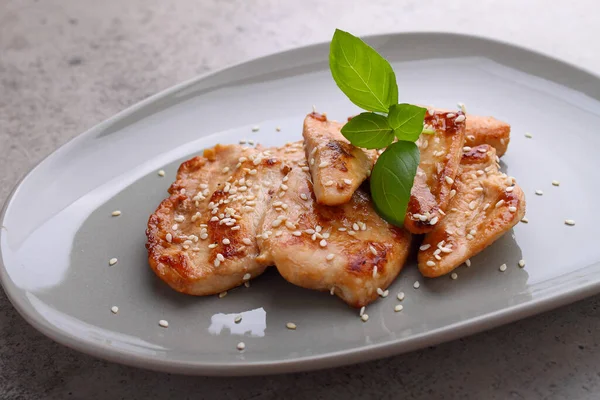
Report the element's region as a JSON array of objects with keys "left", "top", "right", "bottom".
[{"left": 1, "top": 0, "right": 600, "bottom": 398}]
